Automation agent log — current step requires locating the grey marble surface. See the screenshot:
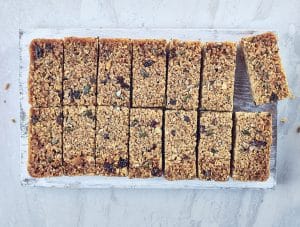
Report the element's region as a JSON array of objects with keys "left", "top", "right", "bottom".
[{"left": 0, "top": 0, "right": 300, "bottom": 226}]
